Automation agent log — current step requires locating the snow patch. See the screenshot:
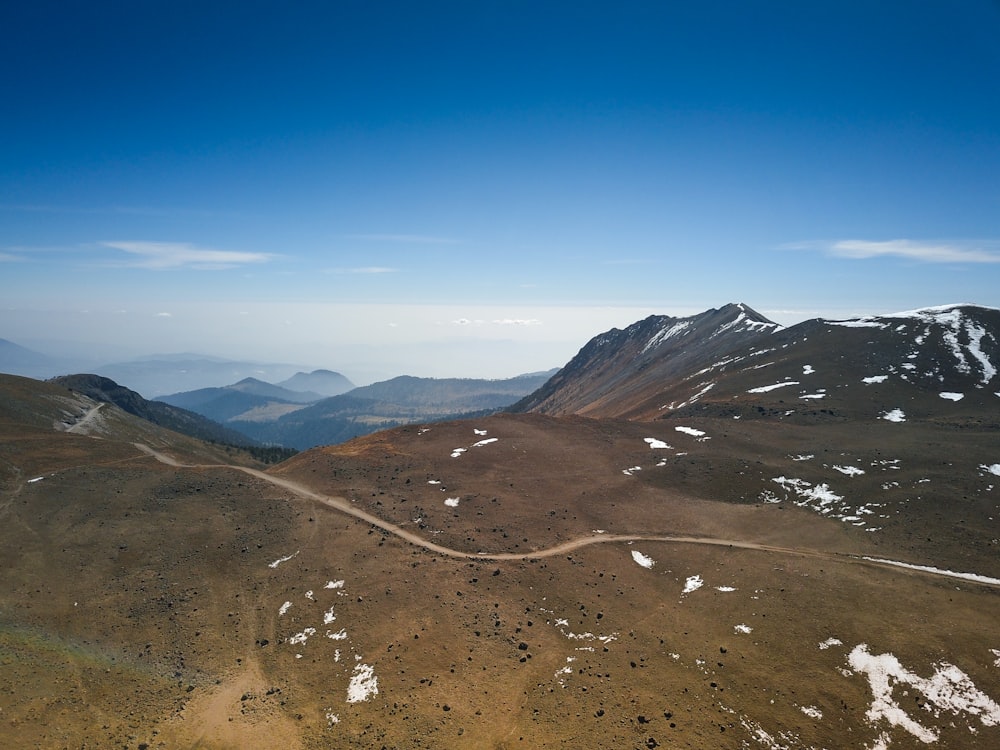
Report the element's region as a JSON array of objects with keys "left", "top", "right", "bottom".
[
  {"left": 861, "top": 557, "right": 1000, "bottom": 585},
  {"left": 682, "top": 575, "right": 704, "bottom": 594},
  {"left": 772, "top": 476, "right": 880, "bottom": 528},
  {"left": 881, "top": 409, "right": 906, "bottom": 423},
  {"left": 642, "top": 320, "right": 692, "bottom": 353},
  {"left": 747, "top": 381, "right": 800, "bottom": 393},
  {"left": 278, "top": 601, "right": 292, "bottom": 616},
  {"left": 268, "top": 551, "right": 299, "bottom": 569},
  {"left": 288, "top": 627, "right": 316, "bottom": 646},
  {"left": 346, "top": 663, "right": 378, "bottom": 703},
  {"left": 444, "top": 497, "right": 460, "bottom": 507},
  {"left": 818, "top": 637, "right": 843, "bottom": 650},
  {"left": 631, "top": 550, "right": 655, "bottom": 569},
  {"left": 940, "top": 392, "right": 964, "bottom": 401},
  {"left": 734, "top": 623, "right": 753, "bottom": 634},
  {"left": 674, "top": 426, "right": 708, "bottom": 439},
  {"left": 848, "top": 643, "right": 1000, "bottom": 743},
  {"left": 863, "top": 375, "right": 889, "bottom": 384},
  {"left": 833, "top": 465, "right": 865, "bottom": 477},
  {"left": 827, "top": 319, "right": 888, "bottom": 329},
  {"left": 644, "top": 437, "right": 672, "bottom": 449}
]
